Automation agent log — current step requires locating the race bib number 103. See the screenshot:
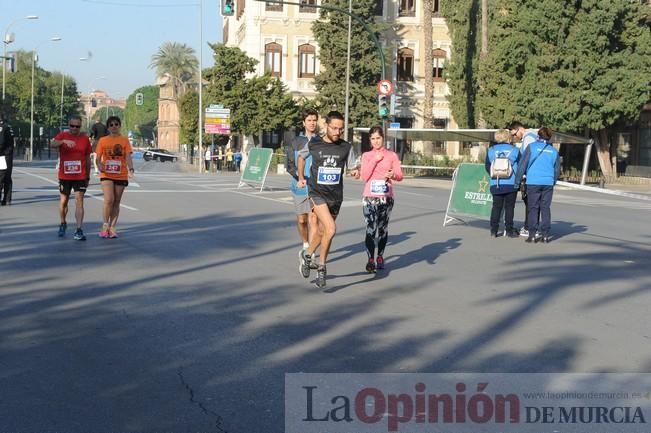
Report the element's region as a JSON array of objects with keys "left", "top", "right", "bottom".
[{"left": 317, "top": 166, "right": 342, "bottom": 185}]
